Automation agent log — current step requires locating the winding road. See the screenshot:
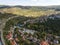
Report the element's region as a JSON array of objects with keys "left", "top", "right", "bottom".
[{"left": 0, "top": 16, "right": 19, "bottom": 45}]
